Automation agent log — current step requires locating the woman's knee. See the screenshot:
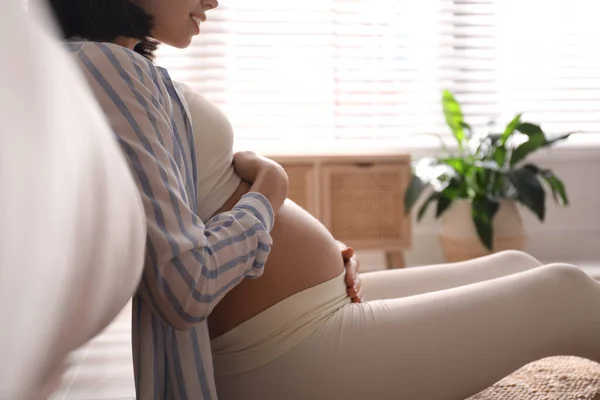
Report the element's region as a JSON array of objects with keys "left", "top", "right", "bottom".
[
  {"left": 538, "top": 263, "right": 594, "bottom": 289},
  {"left": 542, "top": 262, "right": 586, "bottom": 276},
  {"left": 491, "top": 250, "right": 543, "bottom": 269}
]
